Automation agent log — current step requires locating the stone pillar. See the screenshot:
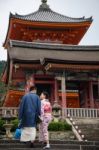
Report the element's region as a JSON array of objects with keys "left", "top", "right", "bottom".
[
  {"left": 61, "top": 71, "right": 67, "bottom": 117},
  {"left": 89, "top": 81, "right": 94, "bottom": 108},
  {"left": 52, "top": 77, "right": 61, "bottom": 121}
]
